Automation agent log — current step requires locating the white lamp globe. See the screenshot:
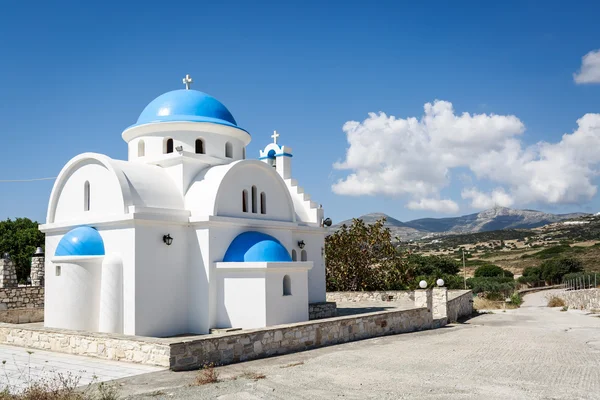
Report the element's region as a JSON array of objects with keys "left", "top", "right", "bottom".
[
  {"left": 419, "top": 280, "right": 427, "bottom": 289},
  {"left": 436, "top": 278, "right": 445, "bottom": 287}
]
